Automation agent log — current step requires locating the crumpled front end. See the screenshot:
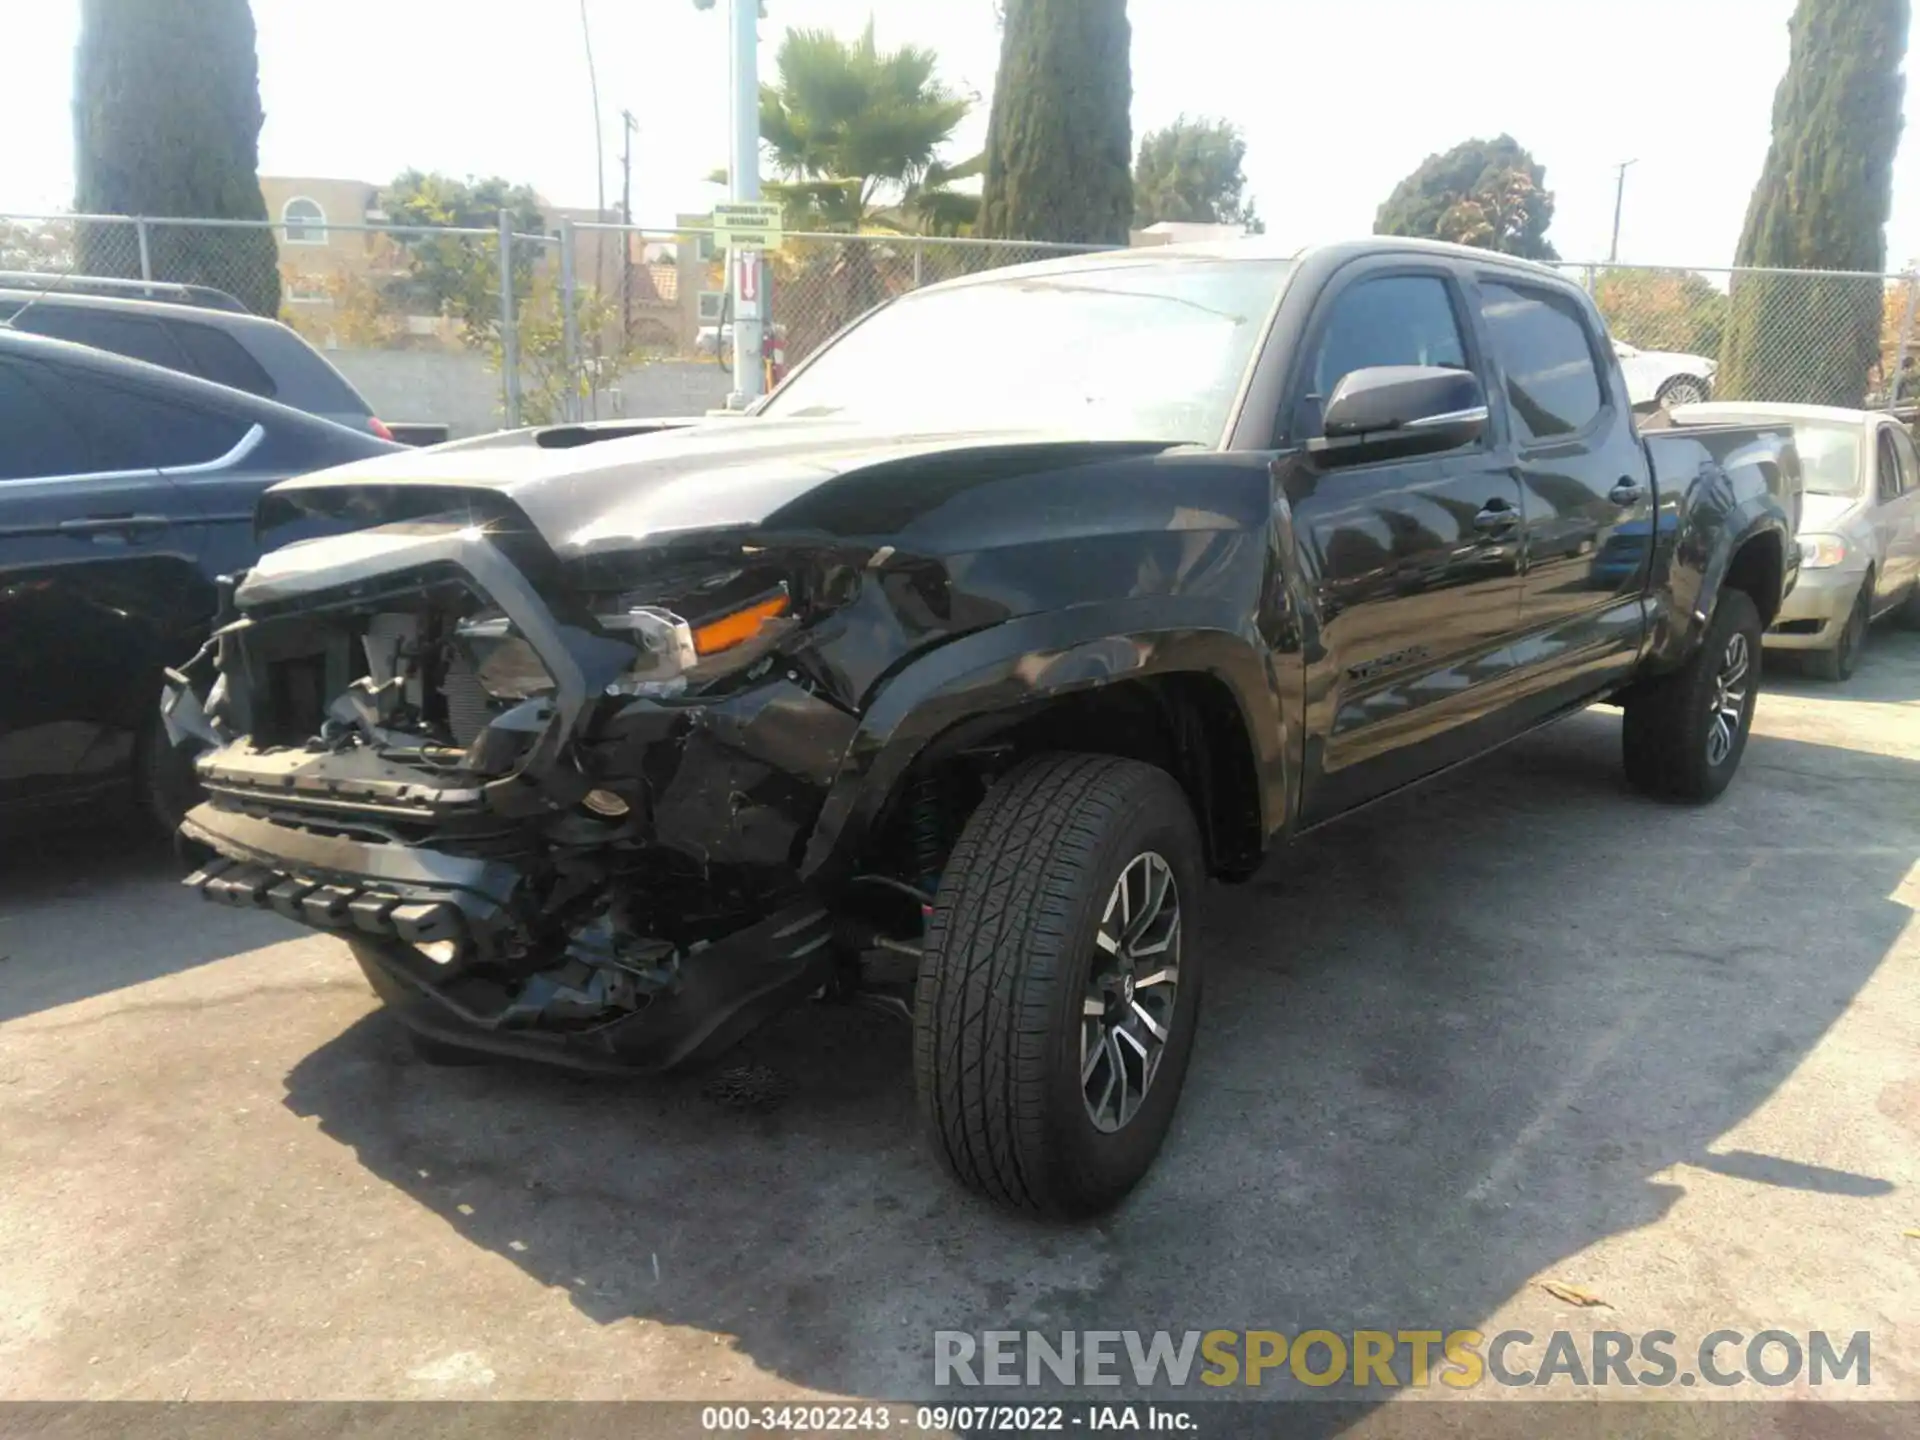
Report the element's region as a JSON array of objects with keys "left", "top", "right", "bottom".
[{"left": 167, "top": 513, "right": 868, "bottom": 1071}]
